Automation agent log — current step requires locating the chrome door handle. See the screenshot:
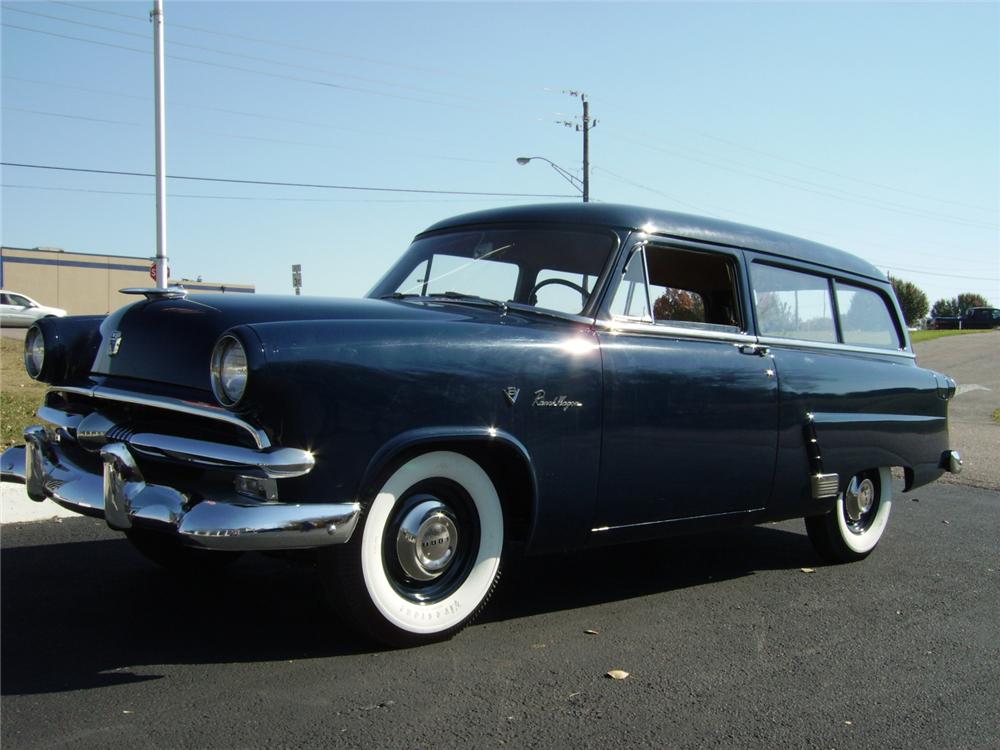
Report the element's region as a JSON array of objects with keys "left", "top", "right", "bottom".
[{"left": 738, "top": 344, "right": 770, "bottom": 357}]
